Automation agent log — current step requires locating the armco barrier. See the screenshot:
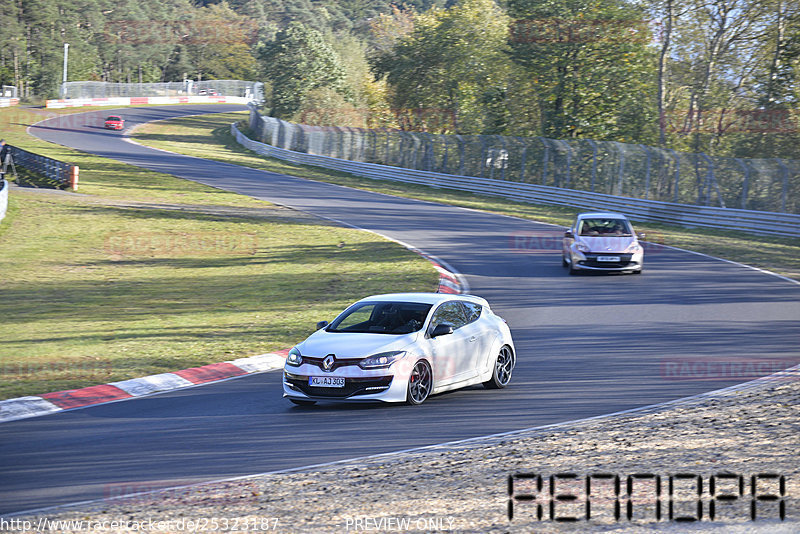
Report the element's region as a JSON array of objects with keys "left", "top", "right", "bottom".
[
  {"left": 0, "top": 179, "right": 8, "bottom": 223},
  {"left": 8, "top": 145, "right": 79, "bottom": 189},
  {"left": 231, "top": 123, "right": 800, "bottom": 238},
  {"left": 0, "top": 98, "right": 20, "bottom": 108},
  {"left": 249, "top": 108, "right": 800, "bottom": 214}
]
